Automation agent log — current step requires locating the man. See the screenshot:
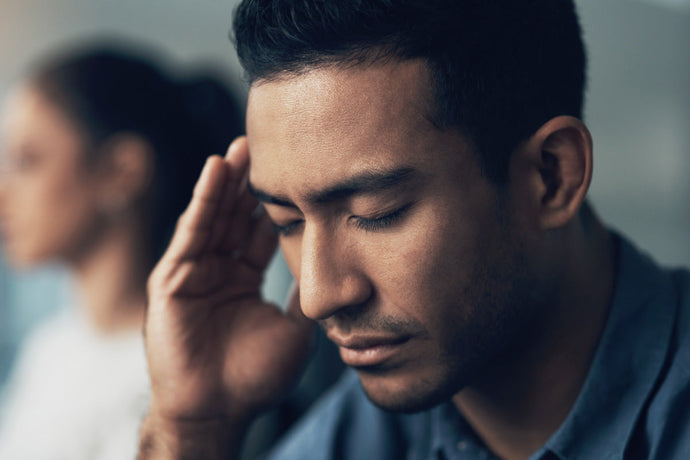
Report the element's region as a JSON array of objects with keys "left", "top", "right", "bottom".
[{"left": 138, "top": 1, "right": 690, "bottom": 459}]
